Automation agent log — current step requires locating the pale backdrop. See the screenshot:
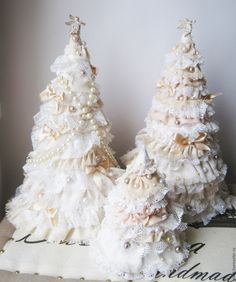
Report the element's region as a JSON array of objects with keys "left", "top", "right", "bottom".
[{"left": 1, "top": 0, "right": 236, "bottom": 217}]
